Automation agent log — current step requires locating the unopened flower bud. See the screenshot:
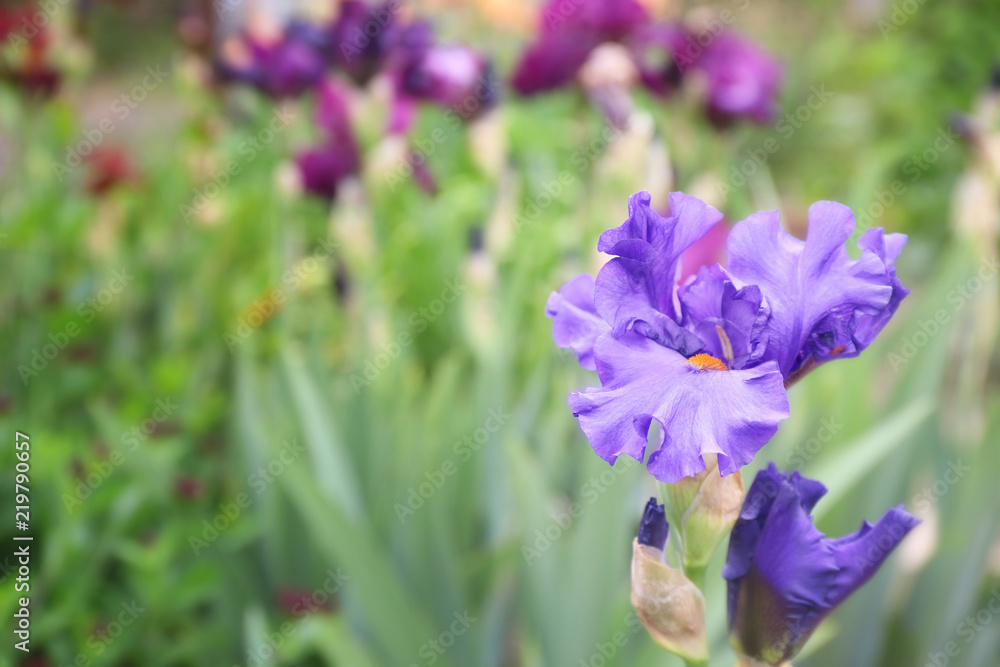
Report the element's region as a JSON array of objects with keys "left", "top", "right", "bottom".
[
  {"left": 661, "top": 454, "right": 744, "bottom": 569},
  {"left": 631, "top": 499, "right": 708, "bottom": 663}
]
